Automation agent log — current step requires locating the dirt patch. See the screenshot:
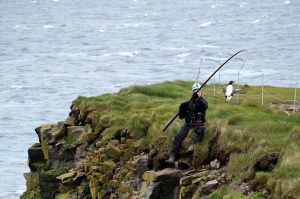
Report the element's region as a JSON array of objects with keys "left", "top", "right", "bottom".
[
  {"left": 254, "top": 152, "right": 280, "bottom": 172},
  {"left": 269, "top": 101, "right": 299, "bottom": 112}
]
